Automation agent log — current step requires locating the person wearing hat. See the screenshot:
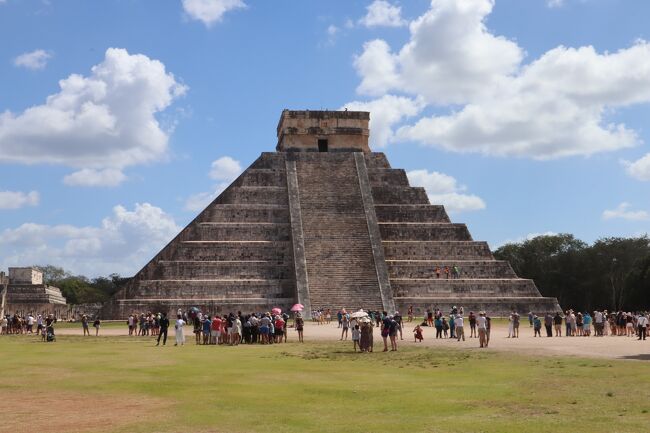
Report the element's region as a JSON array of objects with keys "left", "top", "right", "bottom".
[
  {"left": 295, "top": 312, "right": 304, "bottom": 343},
  {"left": 476, "top": 312, "right": 487, "bottom": 348},
  {"left": 637, "top": 312, "right": 648, "bottom": 340}
]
